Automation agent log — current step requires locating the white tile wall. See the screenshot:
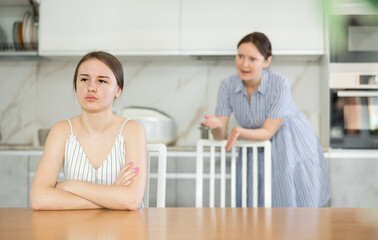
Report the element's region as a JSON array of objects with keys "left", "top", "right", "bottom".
[{"left": 0, "top": 56, "right": 324, "bottom": 146}]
